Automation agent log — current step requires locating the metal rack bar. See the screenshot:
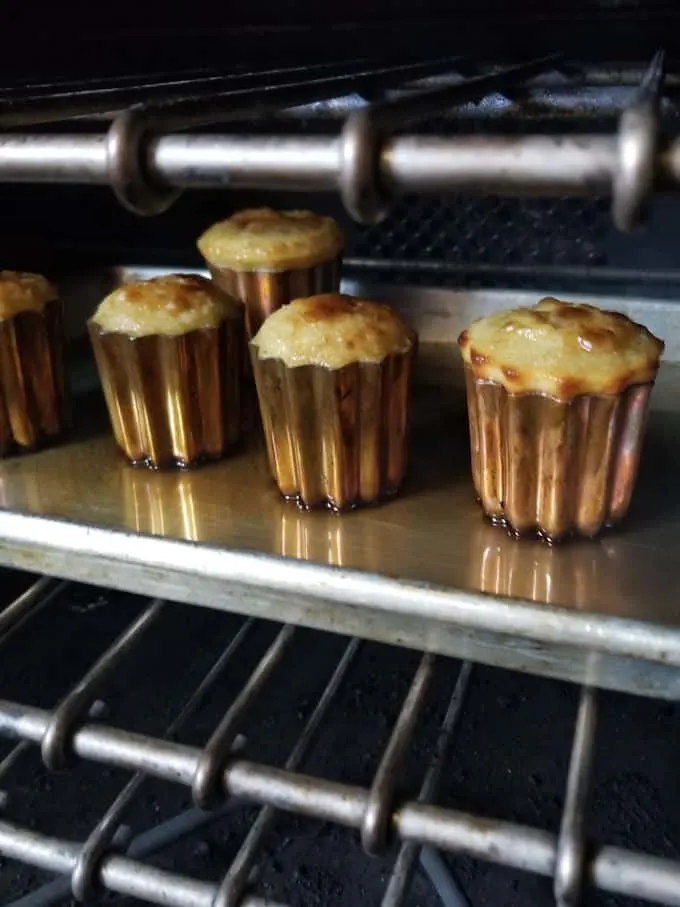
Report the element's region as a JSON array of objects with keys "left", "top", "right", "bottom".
[
  {"left": 554, "top": 687, "right": 598, "bottom": 907},
  {"left": 613, "top": 49, "right": 666, "bottom": 231},
  {"left": 382, "top": 661, "right": 473, "bottom": 907},
  {"left": 0, "top": 131, "right": 670, "bottom": 196},
  {"left": 40, "top": 597, "right": 164, "bottom": 770},
  {"left": 1, "top": 57, "right": 467, "bottom": 129},
  {"left": 0, "top": 820, "right": 282, "bottom": 907},
  {"left": 69, "top": 616, "right": 254, "bottom": 903},
  {"left": 361, "top": 652, "right": 437, "bottom": 855},
  {"left": 0, "top": 51, "right": 674, "bottom": 226},
  {"left": 339, "top": 55, "right": 561, "bottom": 221},
  {"left": 192, "top": 624, "right": 295, "bottom": 808},
  {"left": 2, "top": 620, "right": 680, "bottom": 905},
  {"left": 0, "top": 578, "right": 67, "bottom": 649},
  {"left": 102, "top": 52, "right": 561, "bottom": 216},
  {"left": 212, "top": 637, "right": 361, "bottom": 907}
]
